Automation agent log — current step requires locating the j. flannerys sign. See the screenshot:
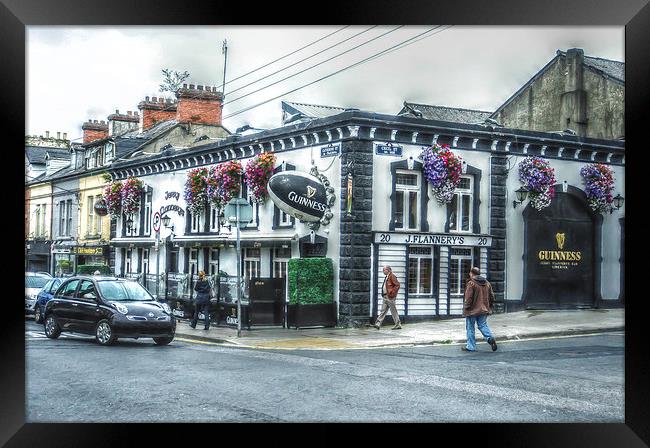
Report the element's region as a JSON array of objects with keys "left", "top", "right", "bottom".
[
  {"left": 374, "top": 232, "right": 492, "bottom": 247},
  {"left": 268, "top": 171, "right": 328, "bottom": 222}
]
